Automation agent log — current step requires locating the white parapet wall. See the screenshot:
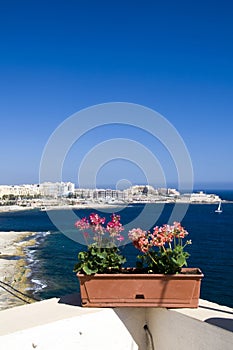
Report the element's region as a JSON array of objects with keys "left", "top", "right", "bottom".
[
  {"left": 147, "top": 299, "right": 233, "bottom": 350},
  {"left": 0, "top": 295, "right": 232, "bottom": 350},
  {"left": 0, "top": 296, "right": 146, "bottom": 350}
]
